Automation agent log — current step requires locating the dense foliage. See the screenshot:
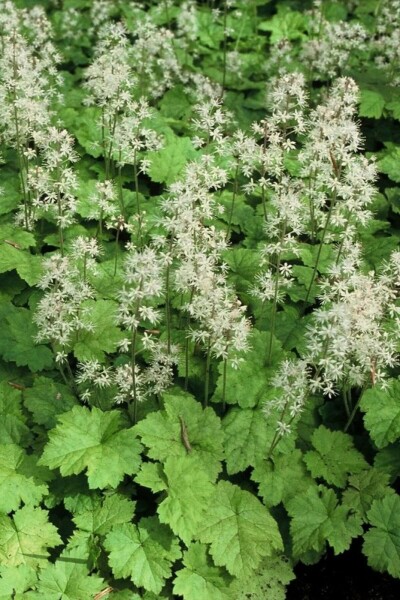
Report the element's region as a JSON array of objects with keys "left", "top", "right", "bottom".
[{"left": 0, "top": 0, "right": 400, "bottom": 598}]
